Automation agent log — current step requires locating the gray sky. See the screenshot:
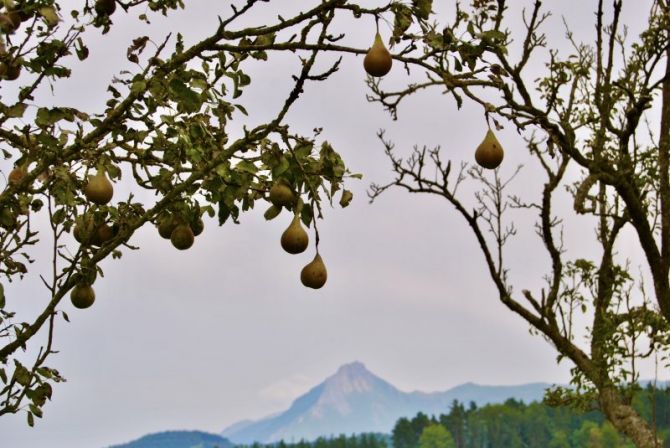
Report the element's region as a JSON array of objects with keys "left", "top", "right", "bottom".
[{"left": 0, "top": 1, "right": 662, "bottom": 447}]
